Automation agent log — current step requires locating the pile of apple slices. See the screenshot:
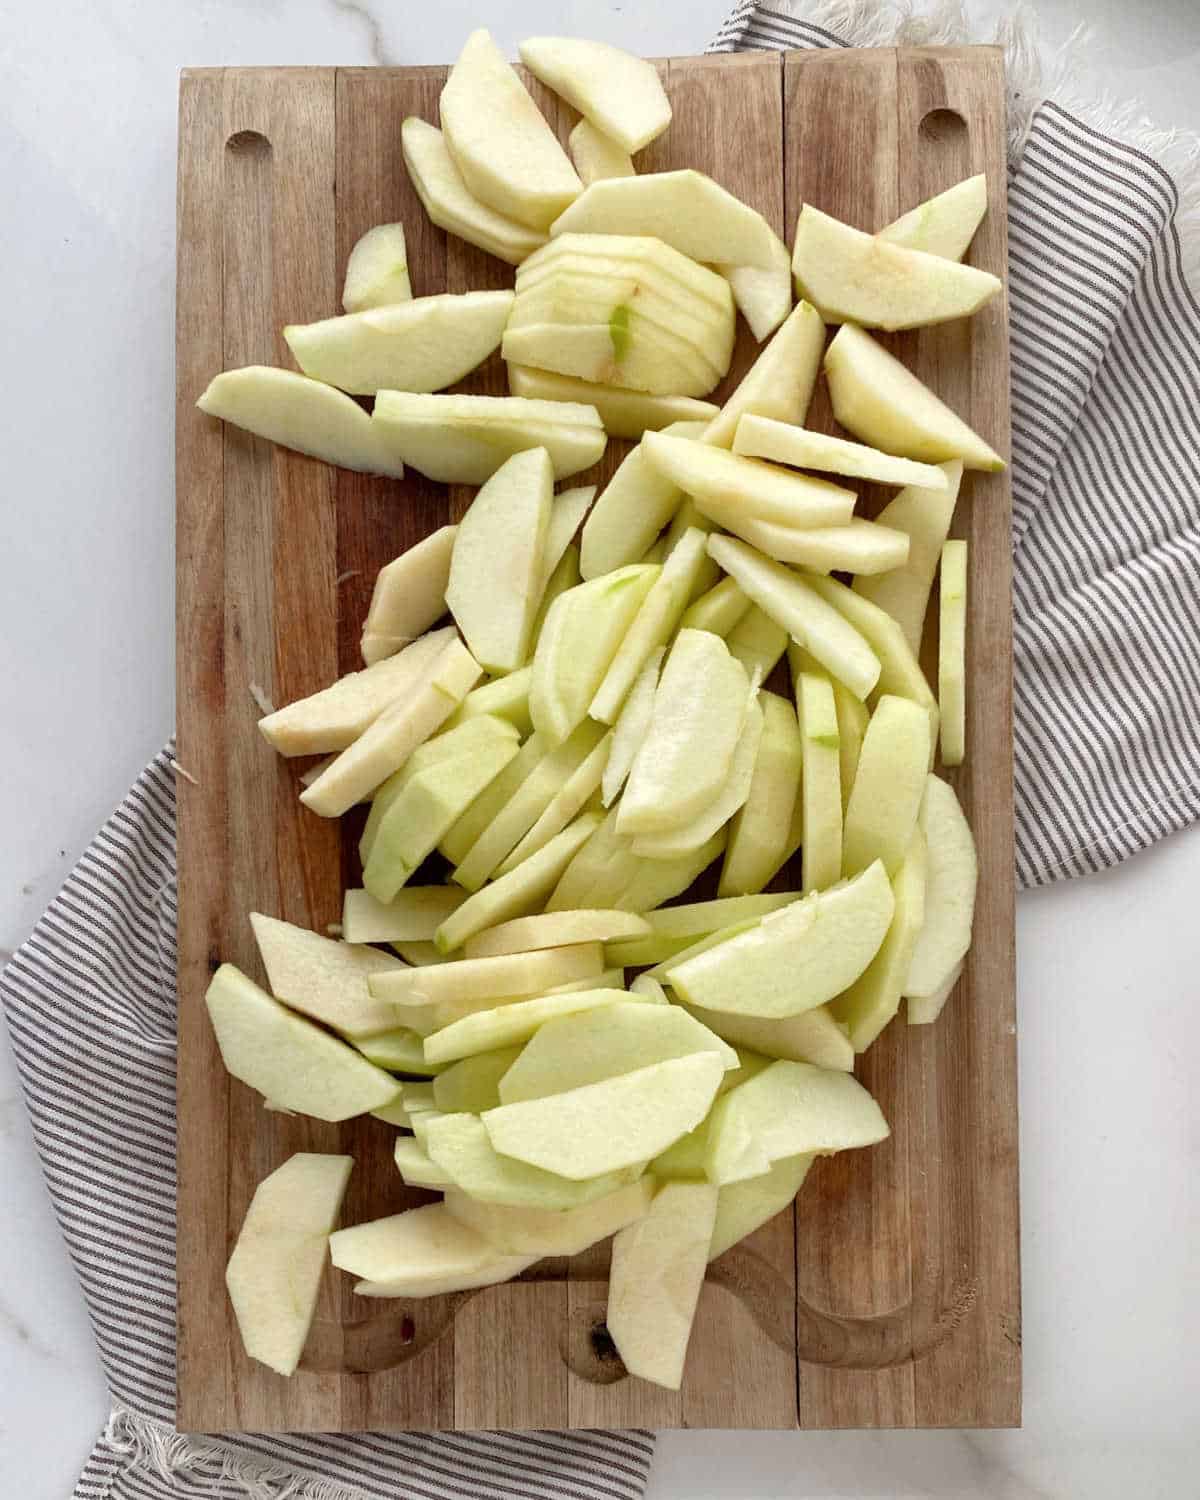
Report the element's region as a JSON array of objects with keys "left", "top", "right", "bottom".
[{"left": 200, "top": 28, "right": 995, "bottom": 1390}]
